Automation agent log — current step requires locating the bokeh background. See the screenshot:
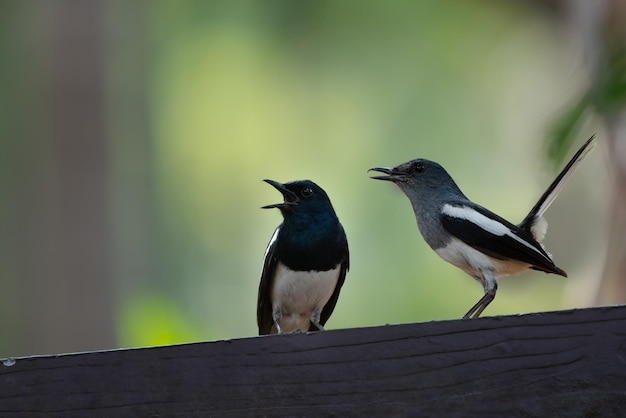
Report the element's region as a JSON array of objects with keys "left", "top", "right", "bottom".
[{"left": 1, "top": 0, "right": 625, "bottom": 357}]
